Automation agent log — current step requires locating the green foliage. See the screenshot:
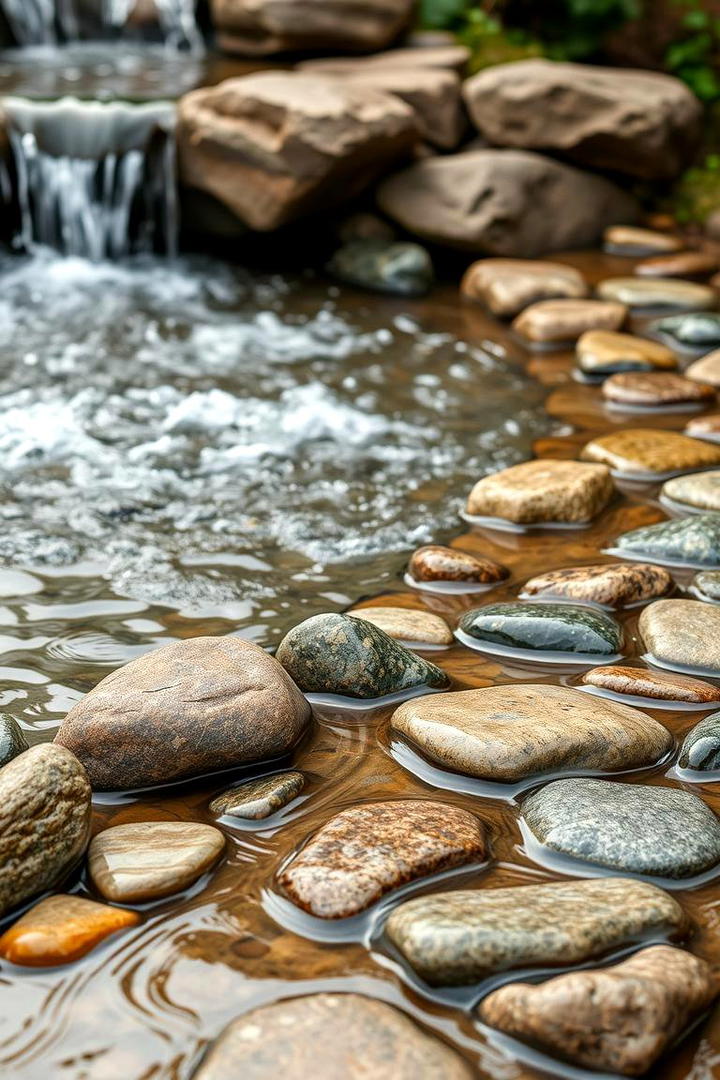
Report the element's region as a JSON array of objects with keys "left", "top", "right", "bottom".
[
  {"left": 664, "top": 1, "right": 720, "bottom": 102},
  {"left": 672, "top": 148, "right": 720, "bottom": 222},
  {"left": 538, "top": 0, "right": 640, "bottom": 61}
]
